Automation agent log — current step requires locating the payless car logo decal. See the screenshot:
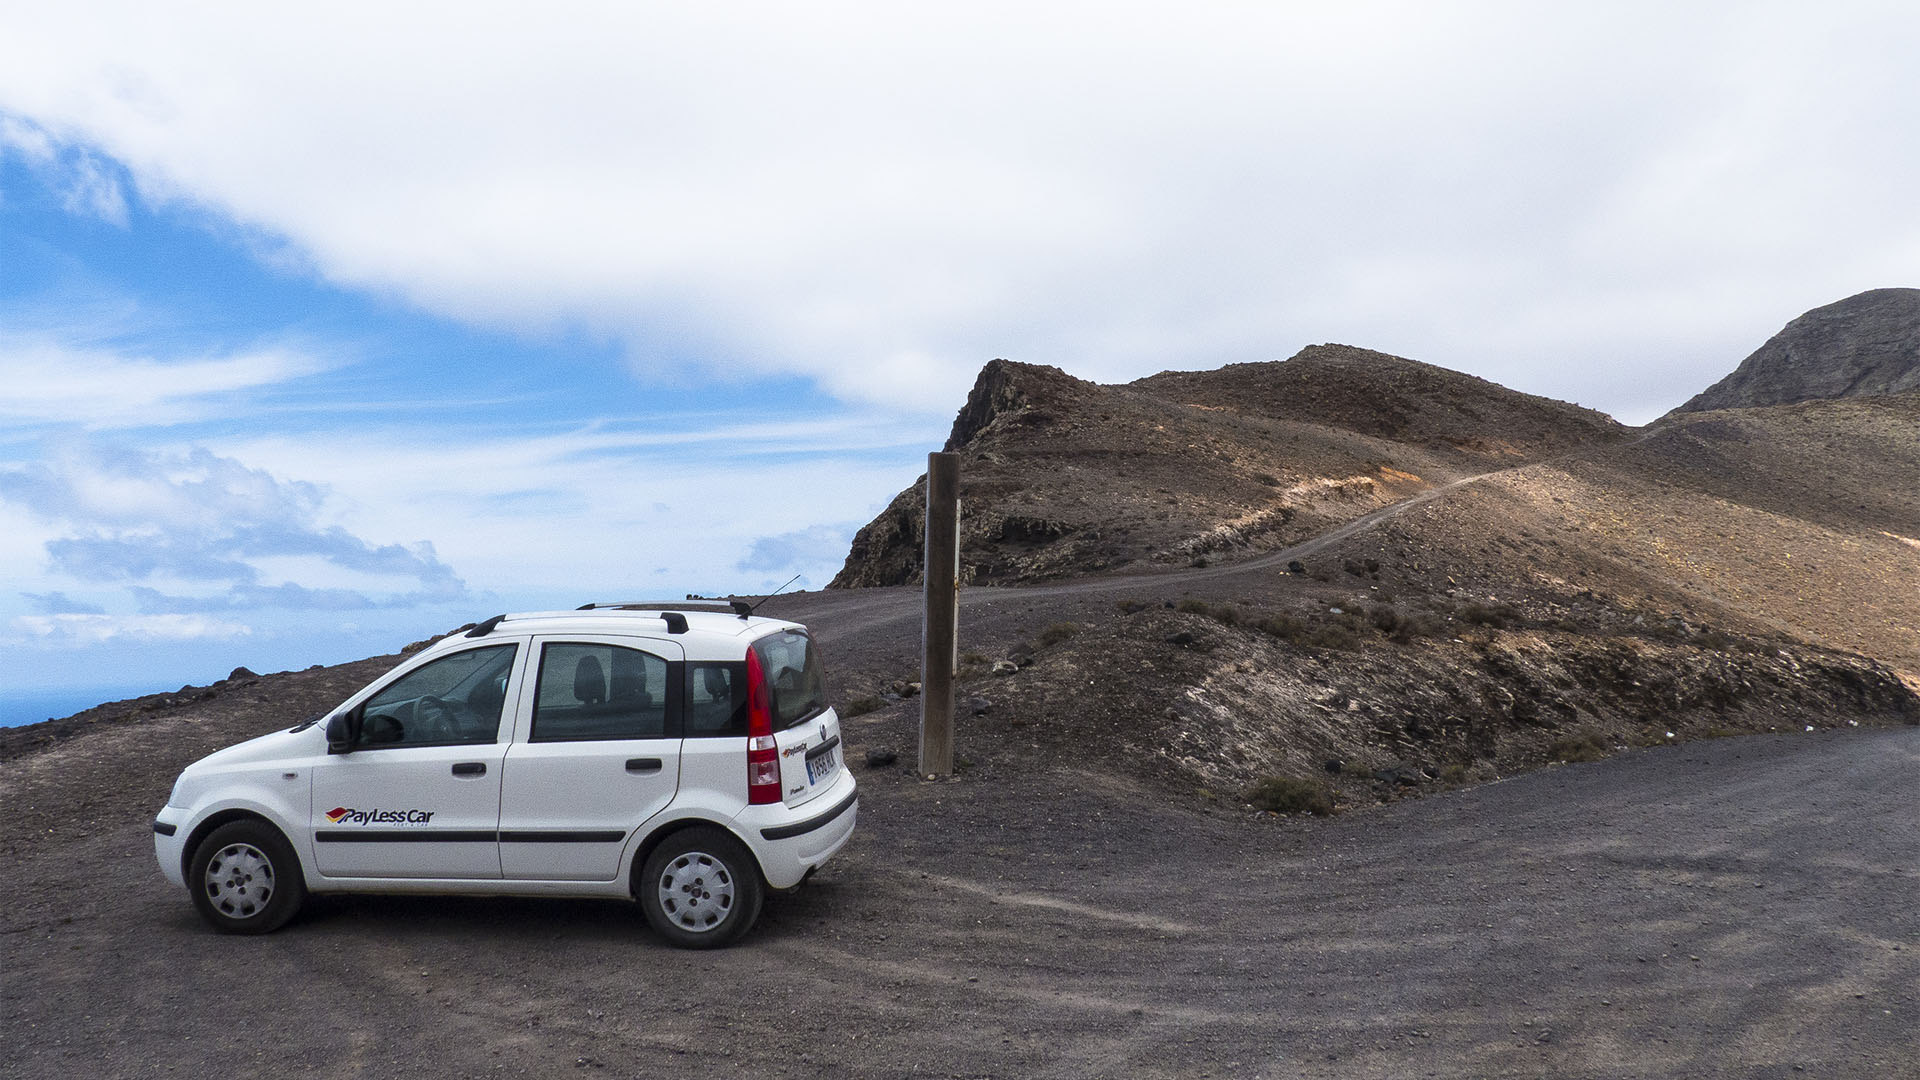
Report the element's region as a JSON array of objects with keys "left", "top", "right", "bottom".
[{"left": 324, "top": 807, "right": 436, "bottom": 825}]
